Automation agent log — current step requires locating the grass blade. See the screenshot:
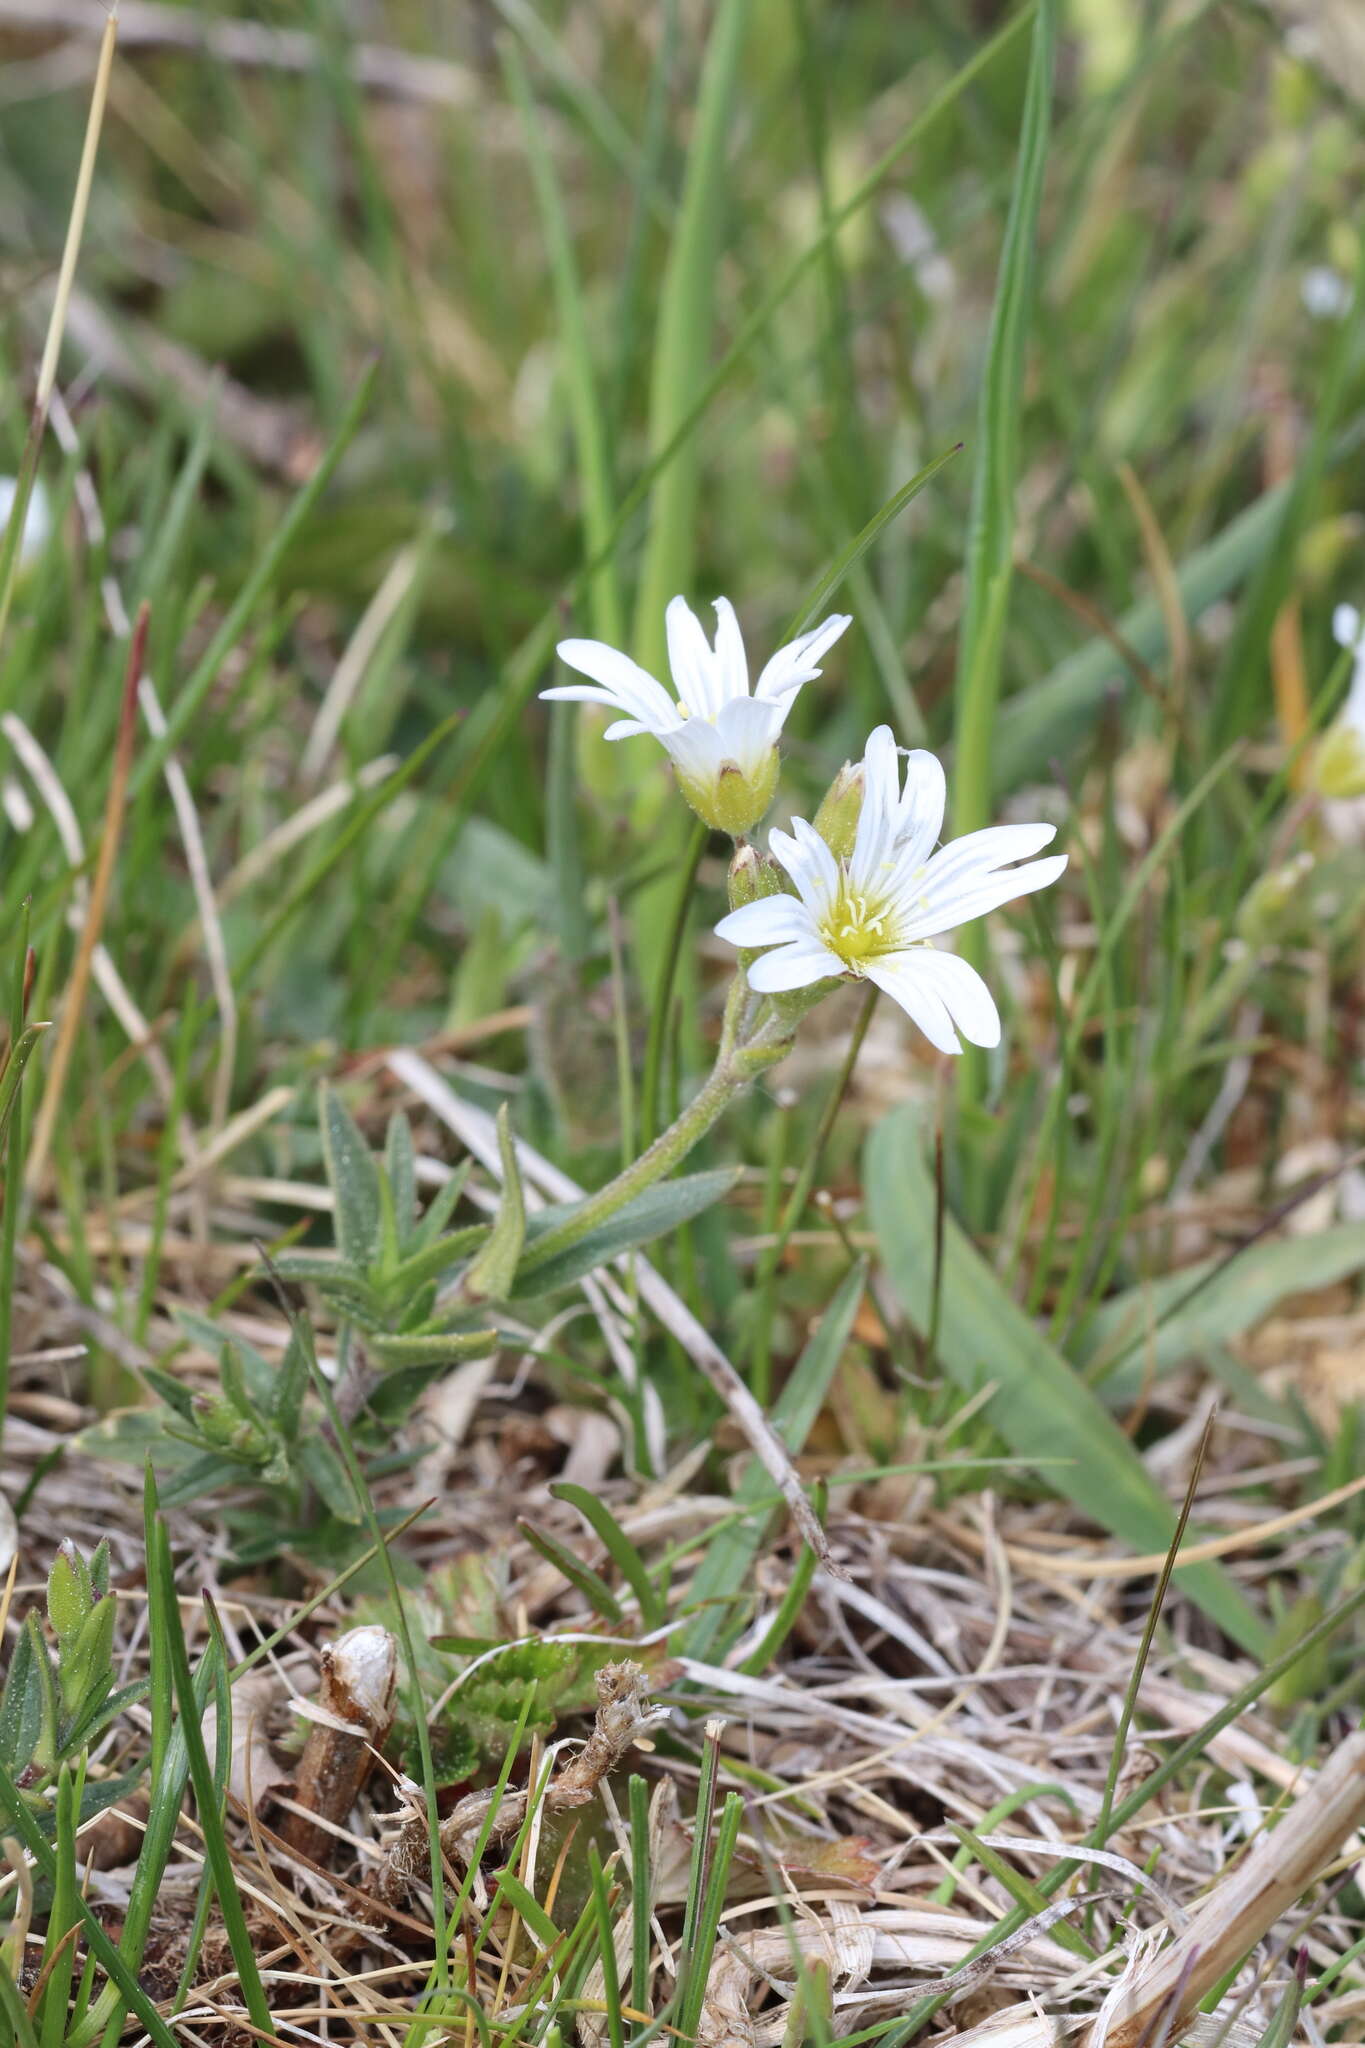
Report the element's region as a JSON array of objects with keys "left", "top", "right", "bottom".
[
  {"left": 631, "top": 0, "right": 750, "bottom": 673},
  {"left": 949, "top": 0, "right": 1057, "bottom": 1097}
]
